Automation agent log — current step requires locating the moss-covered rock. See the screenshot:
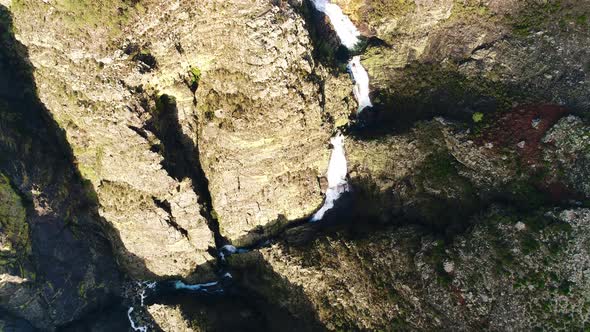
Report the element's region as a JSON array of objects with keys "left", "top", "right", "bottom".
[
  {"left": 543, "top": 115, "right": 590, "bottom": 198},
  {"left": 0, "top": 172, "right": 30, "bottom": 278},
  {"left": 239, "top": 207, "right": 590, "bottom": 330}
]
